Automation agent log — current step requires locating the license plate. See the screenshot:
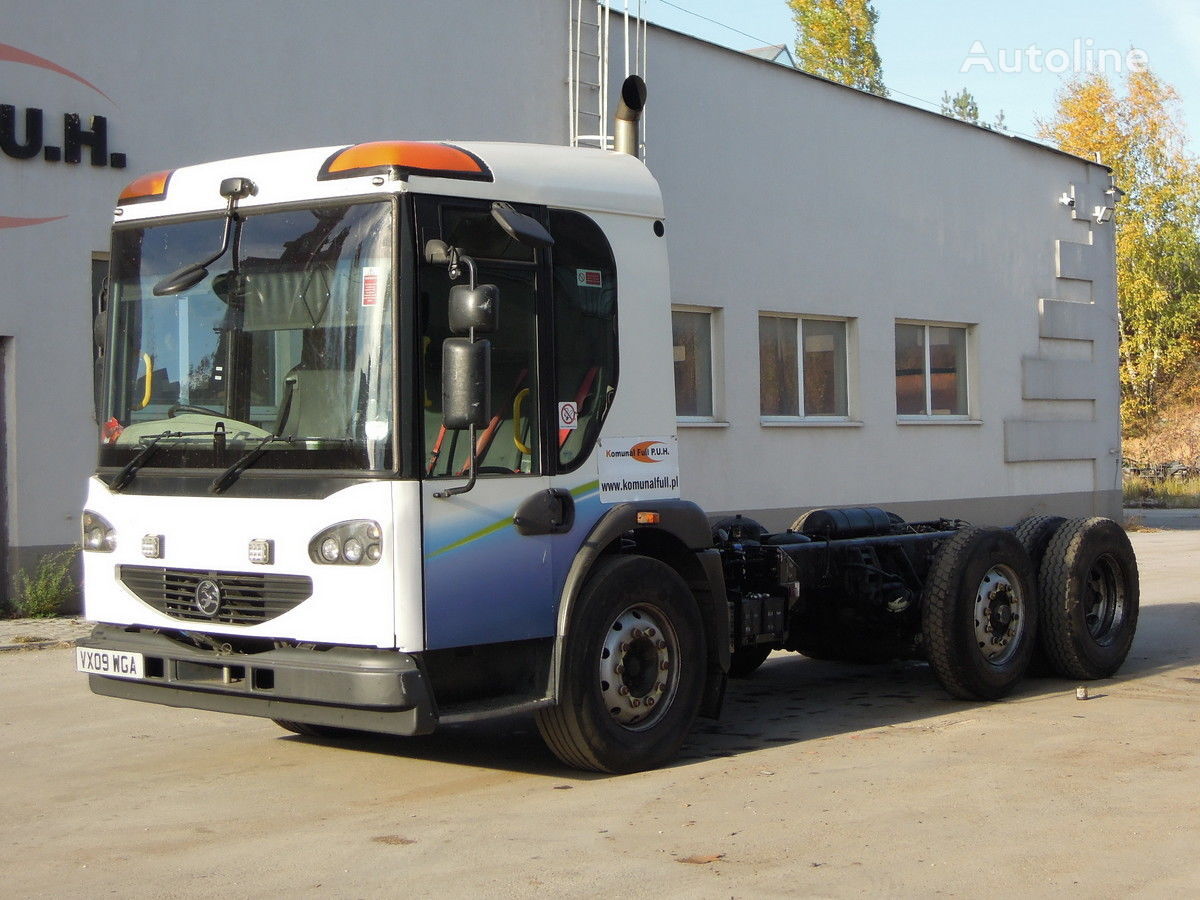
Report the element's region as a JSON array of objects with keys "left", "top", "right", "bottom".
[{"left": 76, "top": 647, "right": 145, "bottom": 679}]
